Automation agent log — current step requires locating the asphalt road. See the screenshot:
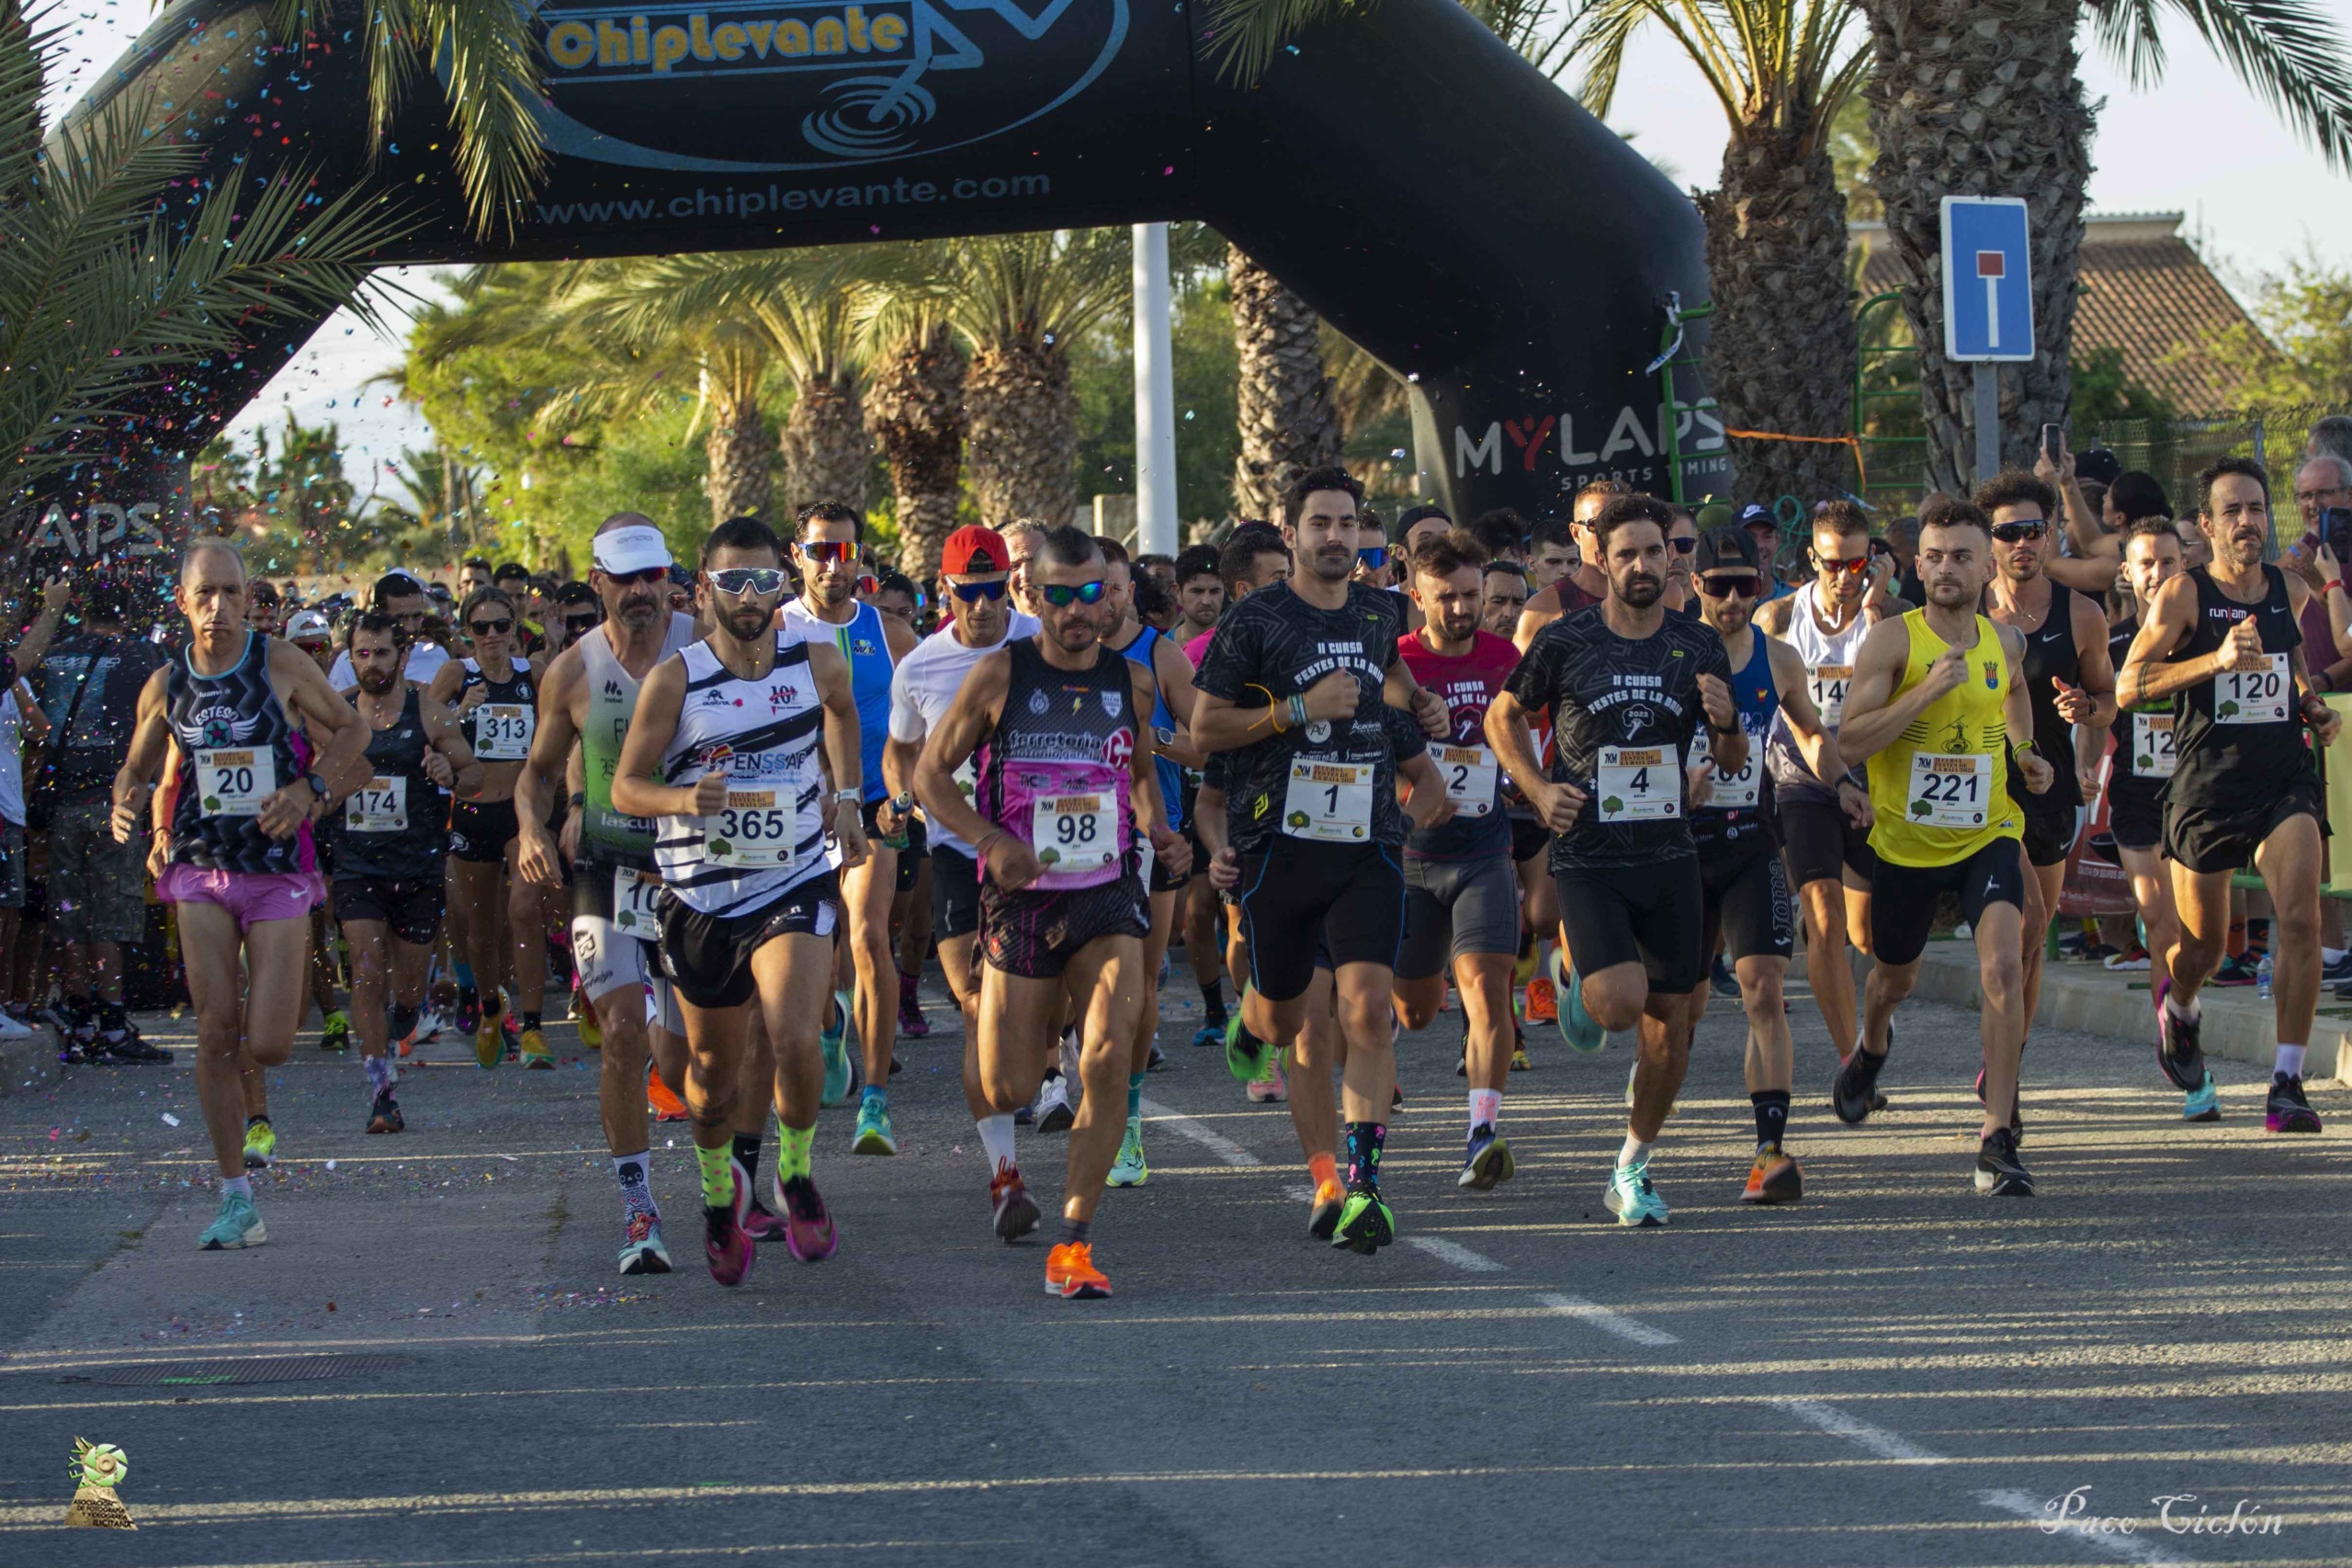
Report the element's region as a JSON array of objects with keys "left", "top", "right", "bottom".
[{"left": 2, "top": 946, "right": 2349, "bottom": 1567}]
